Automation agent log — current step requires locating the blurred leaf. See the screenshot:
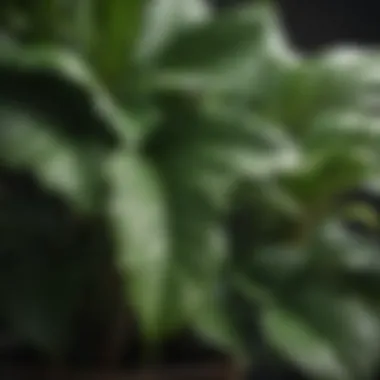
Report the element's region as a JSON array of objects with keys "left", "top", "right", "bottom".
[
  {"left": 91, "top": 0, "right": 146, "bottom": 85},
  {"left": 308, "top": 220, "right": 380, "bottom": 273},
  {"left": 153, "top": 3, "right": 287, "bottom": 93},
  {"left": 249, "top": 245, "right": 308, "bottom": 284},
  {"left": 314, "top": 46, "right": 380, "bottom": 110},
  {"left": 262, "top": 306, "right": 351, "bottom": 380},
  {"left": 167, "top": 184, "right": 228, "bottom": 323},
  {"left": 150, "top": 112, "right": 300, "bottom": 340},
  {"left": 340, "top": 201, "right": 378, "bottom": 229},
  {"left": 114, "top": 0, "right": 211, "bottom": 119},
  {"left": 0, "top": 45, "right": 142, "bottom": 146},
  {"left": 136, "top": 0, "right": 211, "bottom": 65},
  {"left": 106, "top": 151, "right": 171, "bottom": 339},
  {"left": 147, "top": 109, "right": 302, "bottom": 331},
  {"left": 192, "top": 286, "right": 246, "bottom": 359},
  {"left": 226, "top": 2, "right": 297, "bottom": 99},
  {"left": 306, "top": 110, "right": 380, "bottom": 151},
  {"left": 282, "top": 152, "right": 373, "bottom": 209},
  {"left": 0, "top": 106, "right": 103, "bottom": 212},
  {"left": 261, "top": 47, "right": 378, "bottom": 133},
  {"left": 162, "top": 111, "right": 301, "bottom": 192},
  {"left": 262, "top": 290, "right": 380, "bottom": 380}
]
